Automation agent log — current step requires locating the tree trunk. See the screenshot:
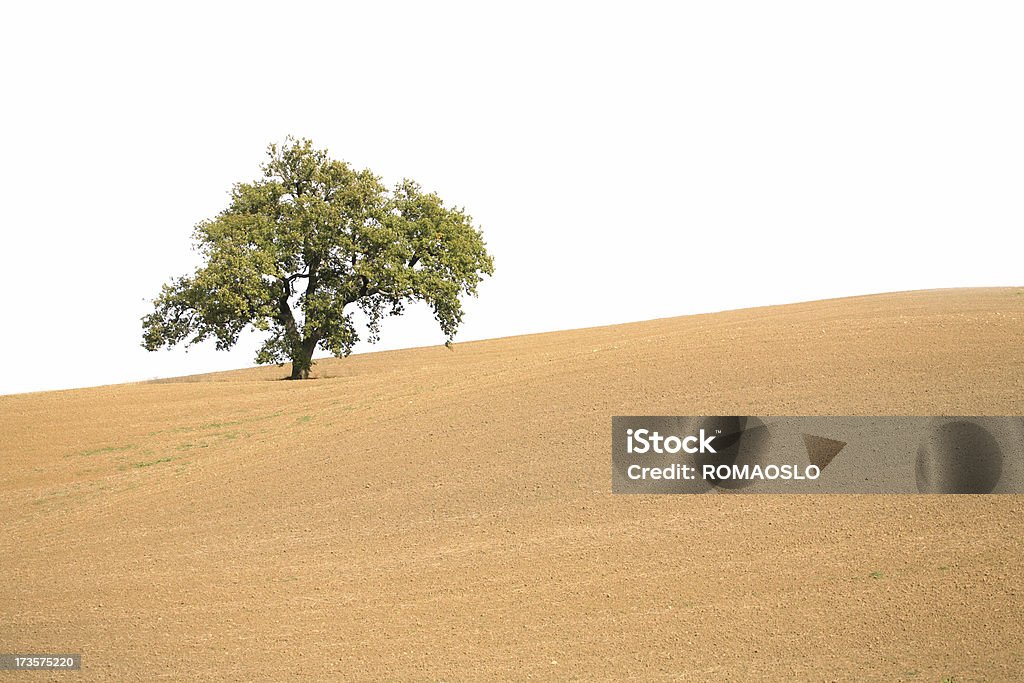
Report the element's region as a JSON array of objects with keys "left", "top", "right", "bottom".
[
  {"left": 288, "top": 336, "right": 319, "bottom": 380},
  {"left": 289, "top": 359, "right": 309, "bottom": 380}
]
